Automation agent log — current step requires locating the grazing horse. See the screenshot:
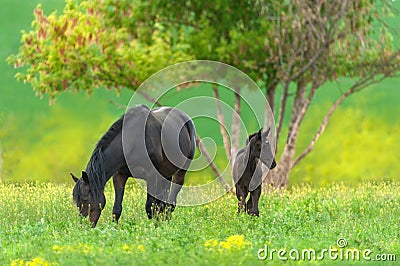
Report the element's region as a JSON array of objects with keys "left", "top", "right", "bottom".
[
  {"left": 232, "top": 128, "right": 276, "bottom": 216},
  {"left": 71, "top": 105, "right": 196, "bottom": 227}
]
